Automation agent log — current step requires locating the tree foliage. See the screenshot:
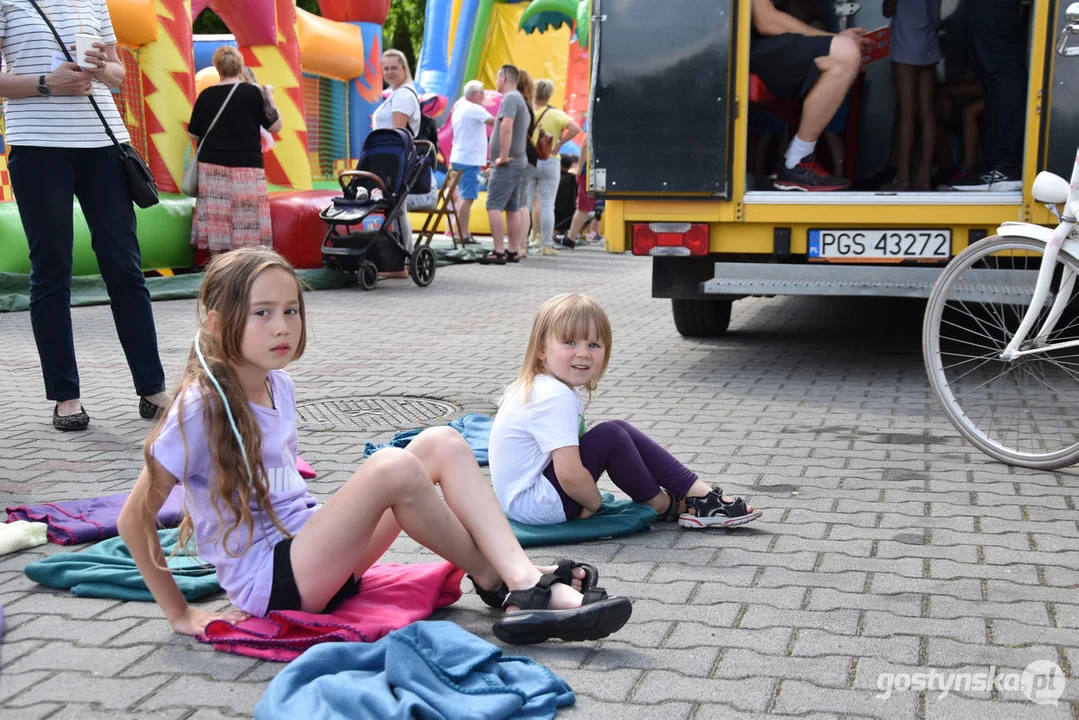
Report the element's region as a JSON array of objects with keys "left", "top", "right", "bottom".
[{"left": 192, "top": 0, "right": 427, "bottom": 74}]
